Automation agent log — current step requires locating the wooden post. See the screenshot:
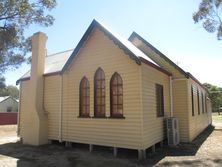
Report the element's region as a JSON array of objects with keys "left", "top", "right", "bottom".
[
  {"left": 65, "top": 141, "right": 71, "bottom": 147},
  {"left": 89, "top": 144, "right": 93, "bottom": 152},
  {"left": 113, "top": 147, "right": 118, "bottom": 157},
  {"left": 48, "top": 140, "right": 52, "bottom": 144},
  {"left": 138, "top": 149, "right": 146, "bottom": 160},
  {"left": 160, "top": 141, "right": 163, "bottom": 148},
  {"left": 152, "top": 145, "right": 156, "bottom": 153}
]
